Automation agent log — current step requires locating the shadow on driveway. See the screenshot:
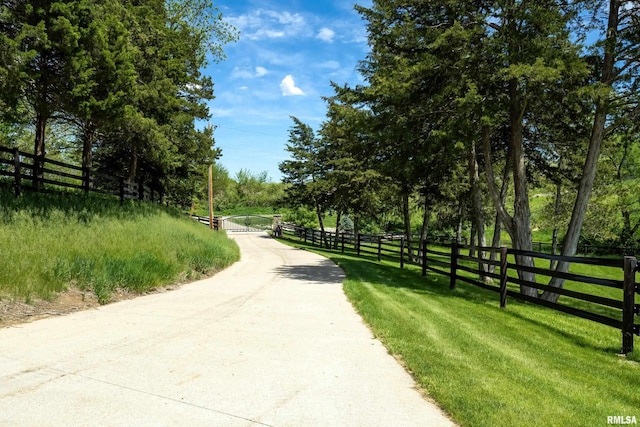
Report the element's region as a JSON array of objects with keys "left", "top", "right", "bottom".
[{"left": 272, "top": 259, "right": 344, "bottom": 285}]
